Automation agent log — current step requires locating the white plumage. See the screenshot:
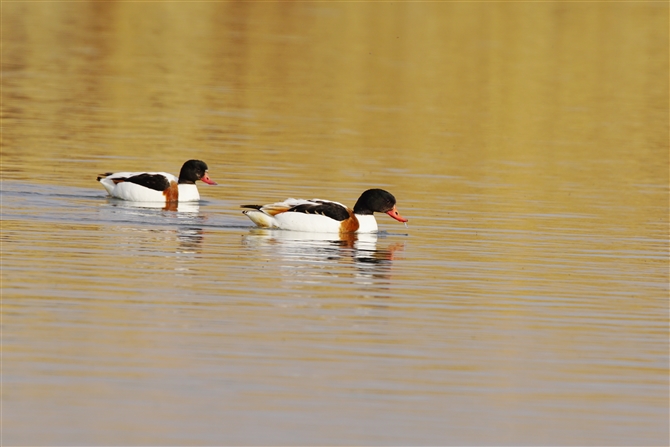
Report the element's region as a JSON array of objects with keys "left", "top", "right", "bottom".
[
  {"left": 98, "top": 172, "right": 202, "bottom": 202},
  {"left": 97, "top": 160, "right": 215, "bottom": 204},
  {"left": 242, "top": 189, "right": 407, "bottom": 234}
]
